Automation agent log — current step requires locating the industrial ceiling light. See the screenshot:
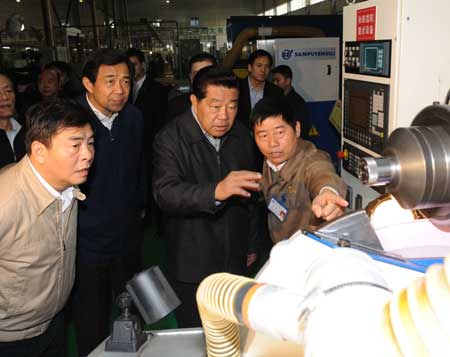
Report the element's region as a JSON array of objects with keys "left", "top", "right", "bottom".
[{"left": 165, "top": 0, "right": 170, "bottom": 3}]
